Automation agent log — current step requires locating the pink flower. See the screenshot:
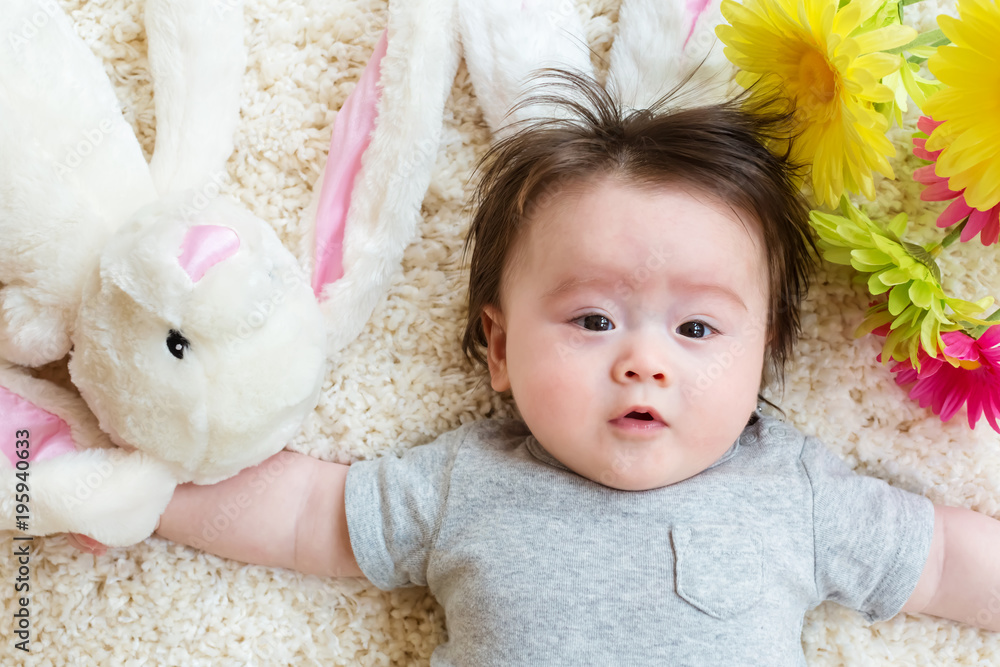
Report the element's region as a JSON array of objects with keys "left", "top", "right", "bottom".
[
  {"left": 913, "top": 116, "right": 1000, "bottom": 246},
  {"left": 884, "top": 325, "right": 1000, "bottom": 432}
]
